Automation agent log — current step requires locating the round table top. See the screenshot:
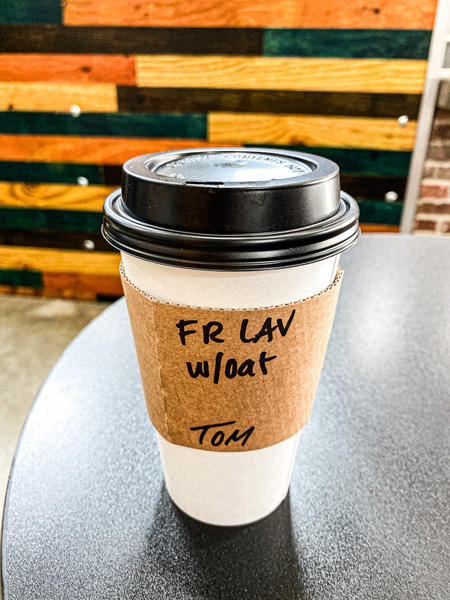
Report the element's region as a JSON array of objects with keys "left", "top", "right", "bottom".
[{"left": 2, "top": 235, "right": 450, "bottom": 600}]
